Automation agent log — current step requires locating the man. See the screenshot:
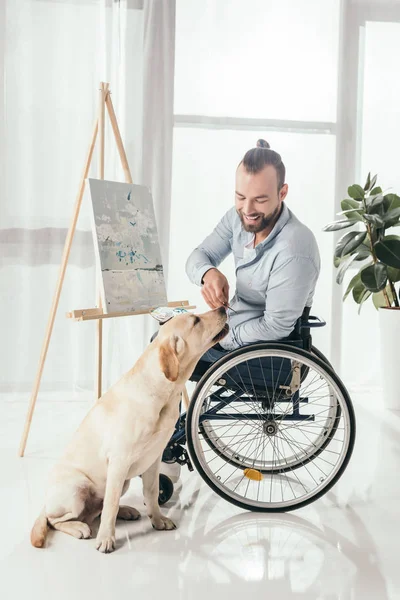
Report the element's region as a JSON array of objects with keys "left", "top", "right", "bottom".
[
  {"left": 186, "top": 138, "right": 320, "bottom": 367},
  {"left": 161, "top": 139, "right": 320, "bottom": 483}
]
